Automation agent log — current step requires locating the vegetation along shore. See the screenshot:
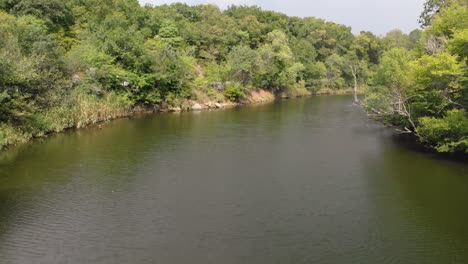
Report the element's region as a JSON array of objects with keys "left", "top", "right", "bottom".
[{"left": 0, "top": 0, "right": 467, "bottom": 154}]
